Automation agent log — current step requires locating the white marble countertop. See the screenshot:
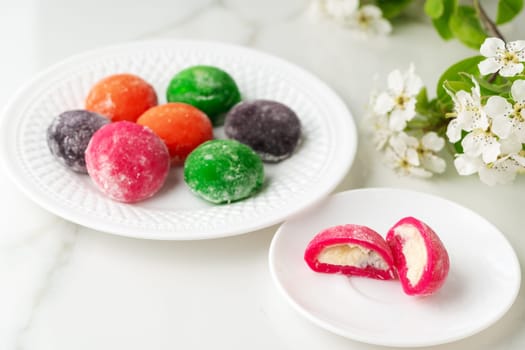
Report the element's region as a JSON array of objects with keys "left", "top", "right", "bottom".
[{"left": 1, "top": 1, "right": 524, "bottom": 349}]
